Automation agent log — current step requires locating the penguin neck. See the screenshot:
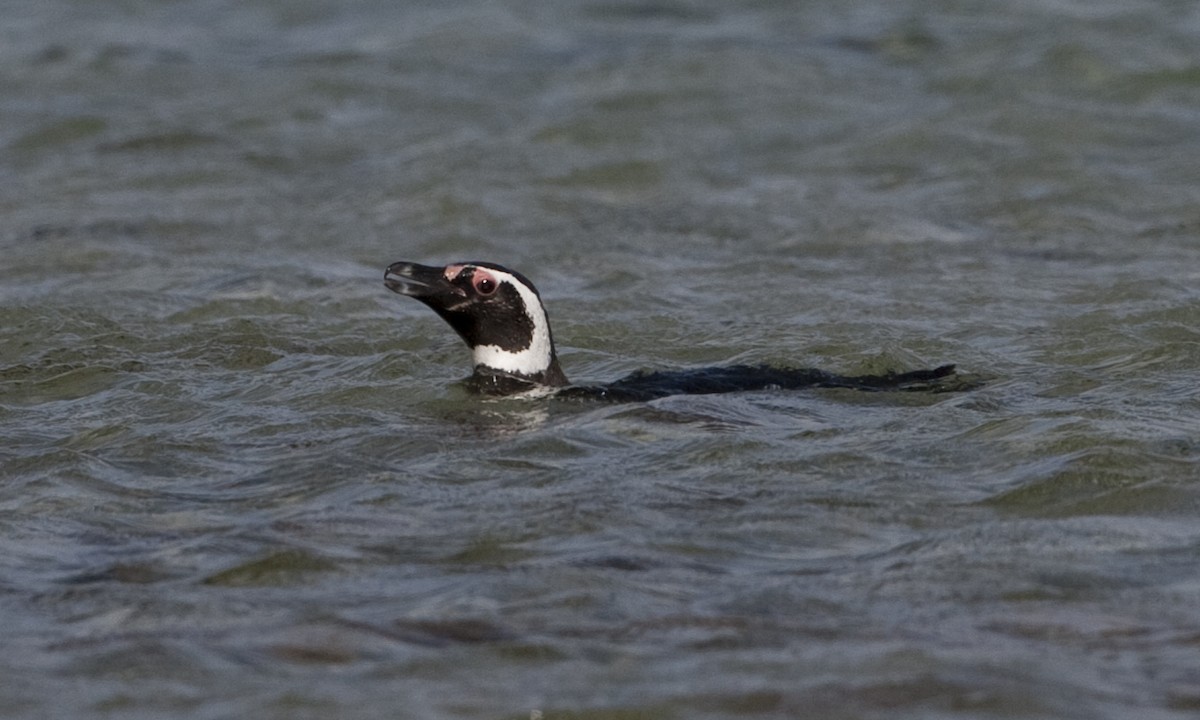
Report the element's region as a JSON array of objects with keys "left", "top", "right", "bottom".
[
  {"left": 470, "top": 355, "right": 569, "bottom": 395},
  {"left": 463, "top": 279, "right": 569, "bottom": 389}
]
